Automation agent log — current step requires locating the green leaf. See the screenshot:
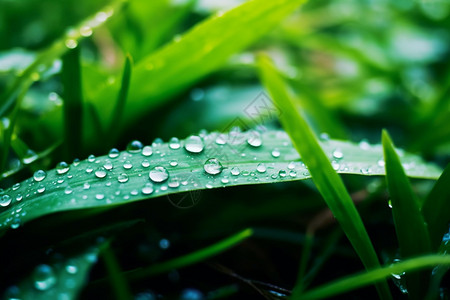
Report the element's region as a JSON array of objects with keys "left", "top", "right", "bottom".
[
  {"left": 0, "top": 130, "right": 441, "bottom": 233},
  {"left": 88, "top": 0, "right": 309, "bottom": 135},
  {"left": 3, "top": 246, "right": 102, "bottom": 300},
  {"left": 257, "top": 54, "right": 392, "bottom": 300},
  {"left": 382, "top": 129, "right": 432, "bottom": 299},
  {"left": 298, "top": 255, "right": 450, "bottom": 300},
  {"left": 421, "top": 163, "right": 450, "bottom": 251}
]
